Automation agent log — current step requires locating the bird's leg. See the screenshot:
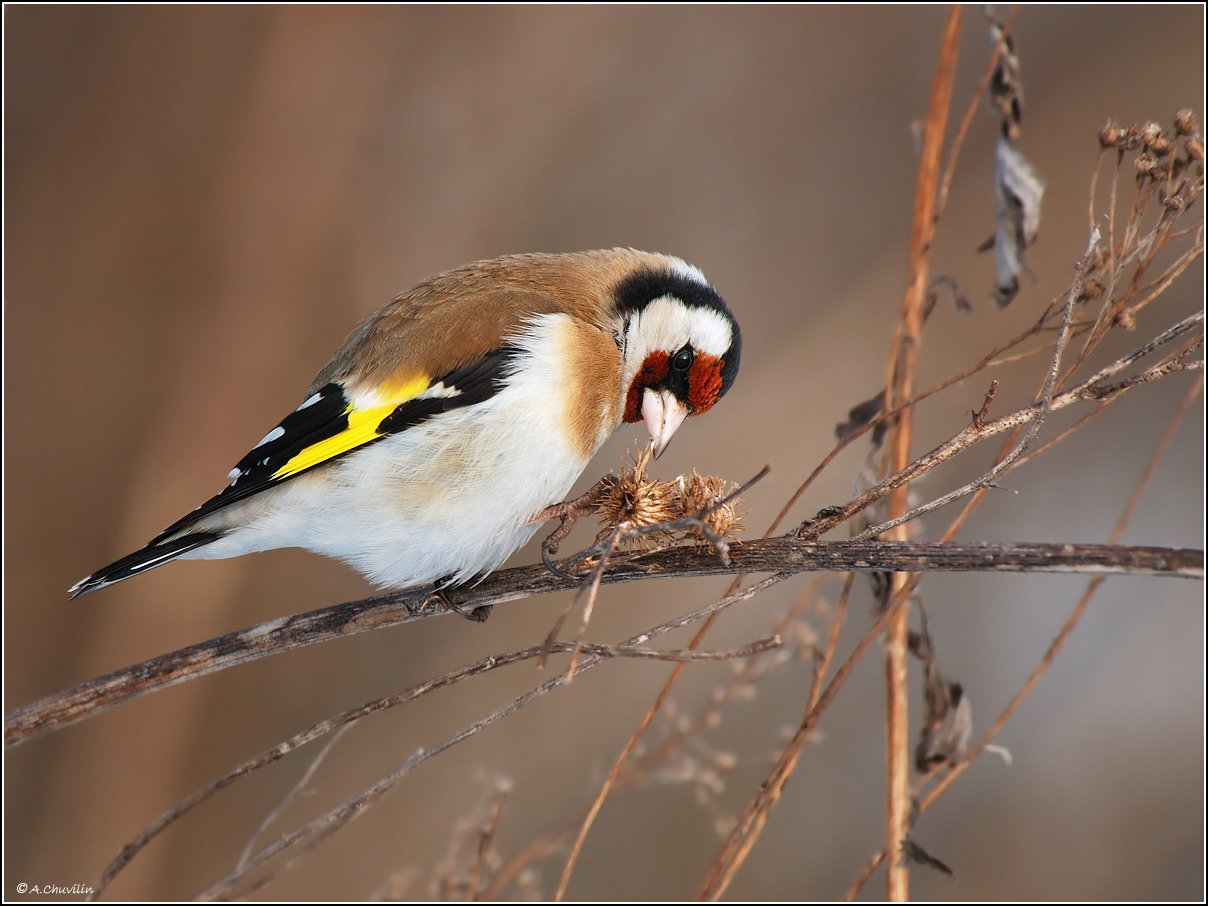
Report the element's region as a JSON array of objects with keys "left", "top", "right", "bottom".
[
  {"left": 424, "top": 578, "right": 492, "bottom": 622},
  {"left": 530, "top": 478, "right": 610, "bottom": 578}
]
